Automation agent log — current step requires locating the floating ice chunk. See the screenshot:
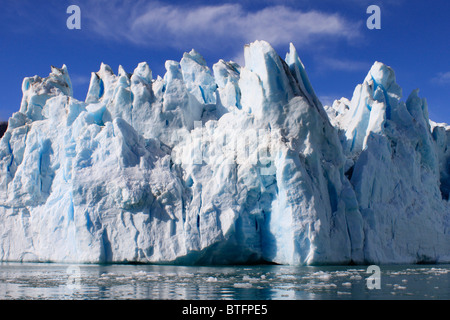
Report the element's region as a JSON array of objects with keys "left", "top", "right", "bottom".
[
  {"left": 234, "top": 283, "right": 253, "bottom": 288},
  {"left": 342, "top": 282, "right": 352, "bottom": 287},
  {"left": 205, "top": 277, "right": 218, "bottom": 282}
]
